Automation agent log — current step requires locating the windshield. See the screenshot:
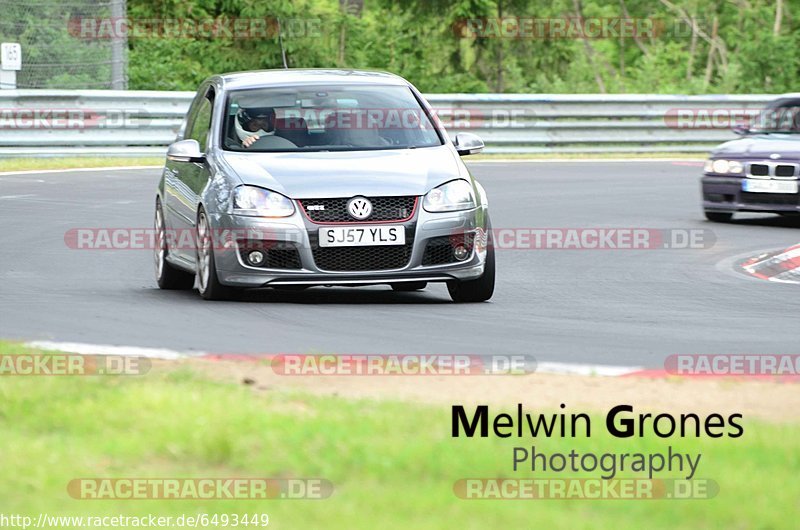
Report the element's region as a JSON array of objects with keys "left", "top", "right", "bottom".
[
  {"left": 222, "top": 84, "right": 444, "bottom": 152},
  {"left": 751, "top": 100, "right": 800, "bottom": 134}
]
